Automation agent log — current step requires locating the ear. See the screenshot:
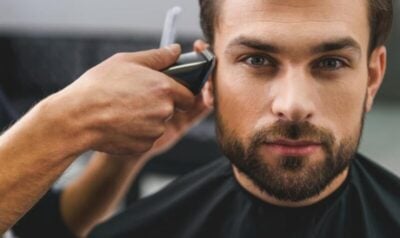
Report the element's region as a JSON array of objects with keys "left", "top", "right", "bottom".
[
  {"left": 202, "top": 80, "right": 215, "bottom": 108},
  {"left": 194, "top": 40, "right": 215, "bottom": 108},
  {"left": 365, "top": 46, "right": 387, "bottom": 112}
]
